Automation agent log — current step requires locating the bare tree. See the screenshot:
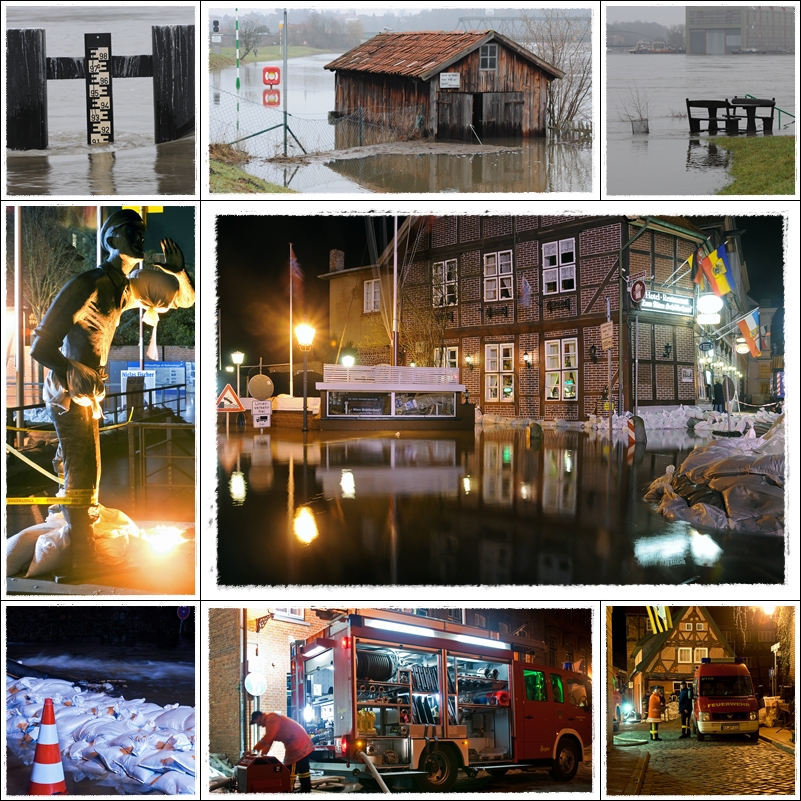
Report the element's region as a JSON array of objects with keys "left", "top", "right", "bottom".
[
  {"left": 238, "top": 18, "right": 267, "bottom": 60},
  {"left": 668, "top": 24, "right": 686, "bottom": 50},
  {"left": 522, "top": 9, "right": 592, "bottom": 130}
]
